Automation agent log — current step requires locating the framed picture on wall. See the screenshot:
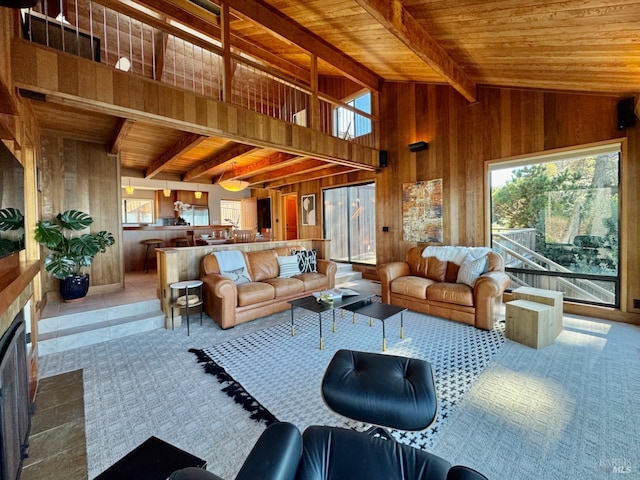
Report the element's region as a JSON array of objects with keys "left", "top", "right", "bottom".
[{"left": 301, "top": 194, "right": 316, "bottom": 226}]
